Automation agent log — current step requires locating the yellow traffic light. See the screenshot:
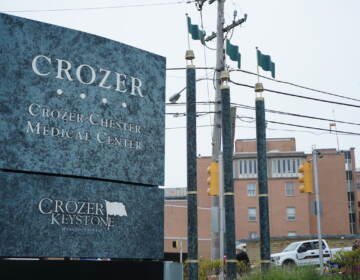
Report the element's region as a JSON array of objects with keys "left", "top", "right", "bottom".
[
  {"left": 207, "top": 162, "right": 219, "bottom": 196},
  {"left": 298, "top": 161, "right": 313, "bottom": 193}
]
